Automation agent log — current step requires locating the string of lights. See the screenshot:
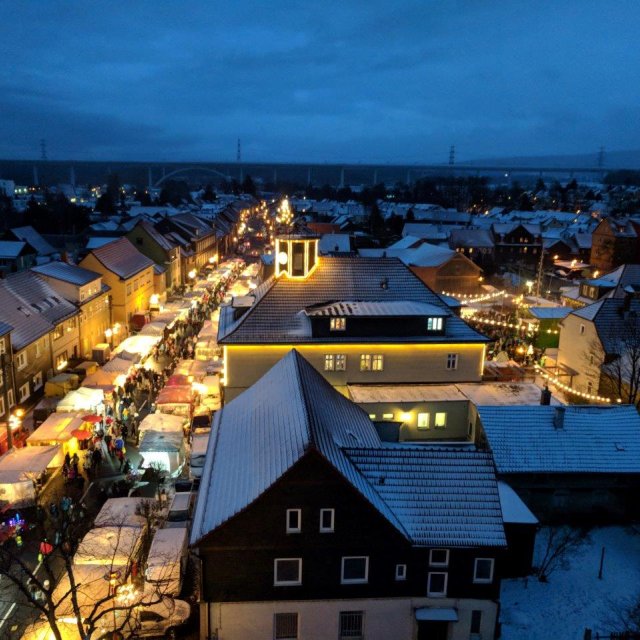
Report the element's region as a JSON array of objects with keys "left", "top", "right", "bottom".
[
  {"left": 467, "top": 317, "right": 560, "bottom": 335},
  {"left": 534, "top": 364, "right": 619, "bottom": 403}
]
